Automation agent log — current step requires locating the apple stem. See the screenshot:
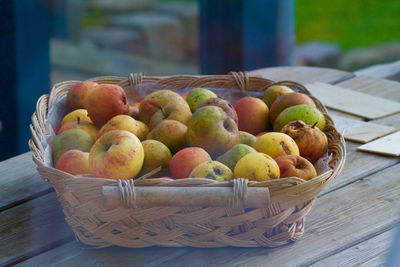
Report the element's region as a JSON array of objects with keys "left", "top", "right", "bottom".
[
  {"left": 77, "top": 116, "right": 81, "bottom": 125},
  {"left": 311, "top": 121, "right": 318, "bottom": 128}
]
